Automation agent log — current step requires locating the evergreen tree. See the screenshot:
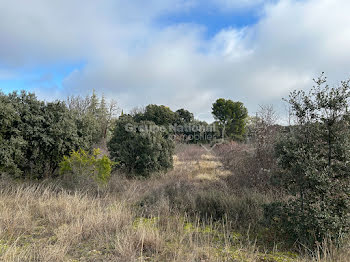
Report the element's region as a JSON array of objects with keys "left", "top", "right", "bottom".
[
  {"left": 108, "top": 115, "right": 174, "bottom": 176},
  {"left": 98, "top": 95, "right": 109, "bottom": 139},
  {"left": 212, "top": 98, "right": 248, "bottom": 140},
  {"left": 265, "top": 74, "right": 350, "bottom": 247},
  {"left": 88, "top": 89, "right": 99, "bottom": 115}
]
